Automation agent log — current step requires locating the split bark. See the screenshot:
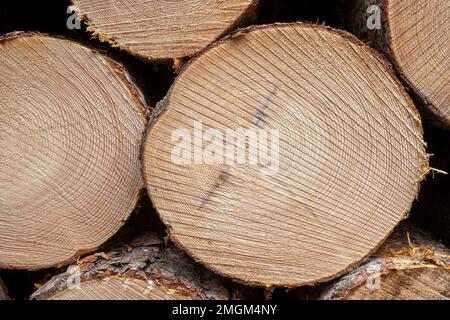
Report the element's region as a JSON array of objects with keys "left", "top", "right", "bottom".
[
  {"left": 30, "top": 233, "right": 232, "bottom": 300},
  {"left": 319, "top": 224, "right": 450, "bottom": 300},
  {"left": 142, "top": 23, "right": 428, "bottom": 287},
  {"left": 0, "top": 32, "right": 147, "bottom": 270}
]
